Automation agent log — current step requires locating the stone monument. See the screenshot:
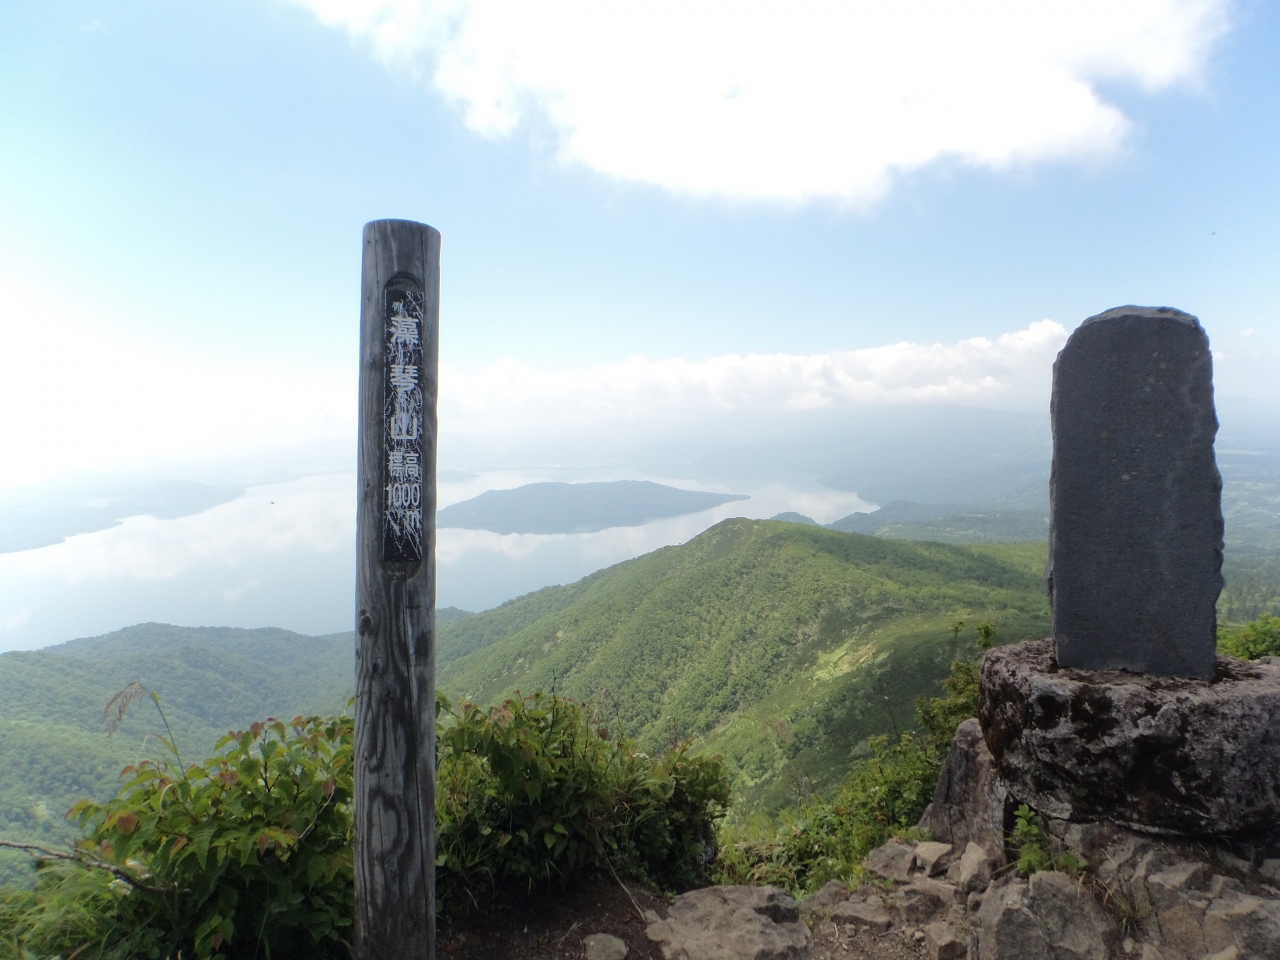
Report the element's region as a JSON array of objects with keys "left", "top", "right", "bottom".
[
  {"left": 1048, "top": 305, "right": 1222, "bottom": 680},
  {"left": 978, "top": 306, "right": 1280, "bottom": 837}
]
